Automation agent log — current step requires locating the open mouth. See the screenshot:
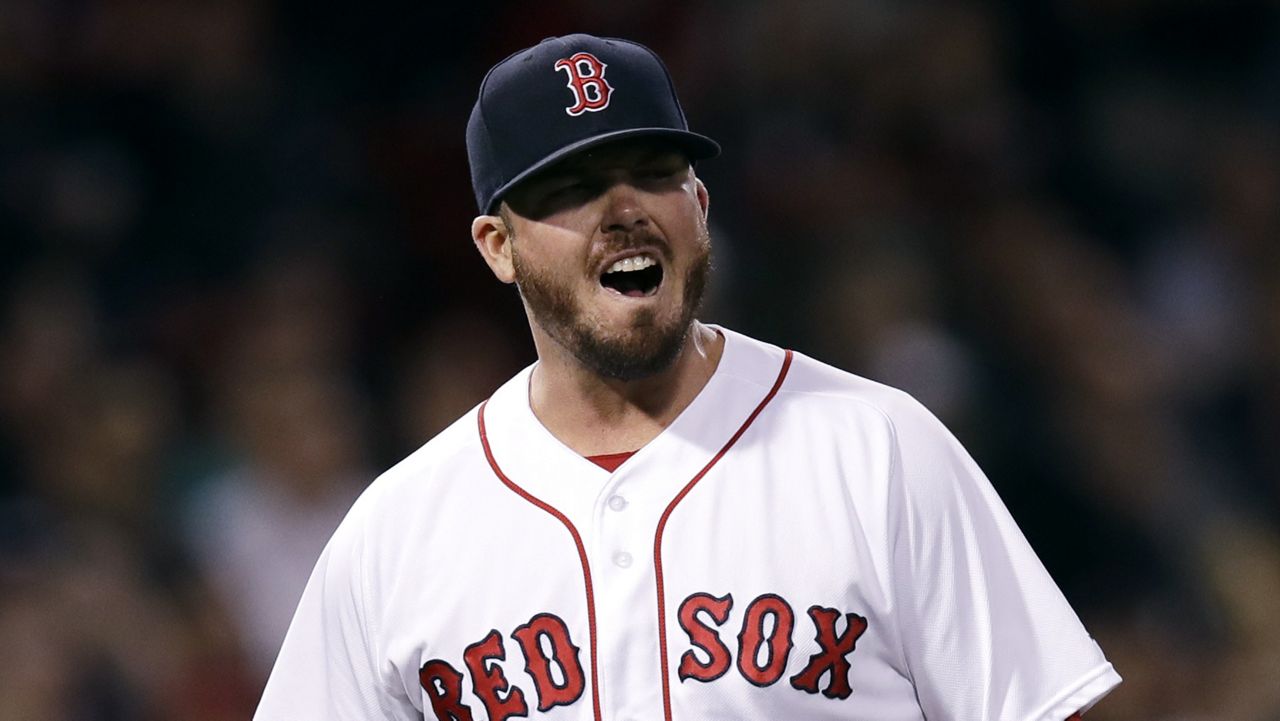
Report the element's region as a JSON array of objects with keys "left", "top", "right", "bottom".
[{"left": 600, "top": 254, "right": 664, "bottom": 297}]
